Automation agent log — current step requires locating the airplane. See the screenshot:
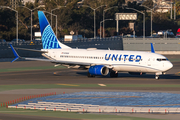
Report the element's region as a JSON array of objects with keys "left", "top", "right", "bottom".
[{"left": 9, "top": 11, "right": 173, "bottom": 80}]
